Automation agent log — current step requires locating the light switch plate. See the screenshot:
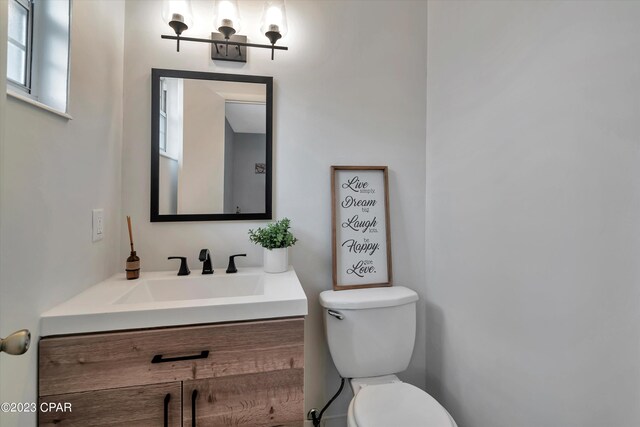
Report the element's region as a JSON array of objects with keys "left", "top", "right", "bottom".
[{"left": 92, "top": 209, "right": 104, "bottom": 242}]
